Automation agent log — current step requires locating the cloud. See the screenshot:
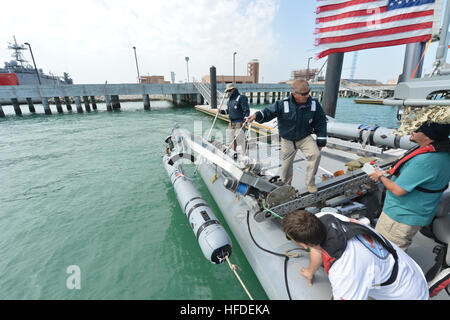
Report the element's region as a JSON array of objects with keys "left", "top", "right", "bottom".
[{"left": 0, "top": 0, "right": 280, "bottom": 84}]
